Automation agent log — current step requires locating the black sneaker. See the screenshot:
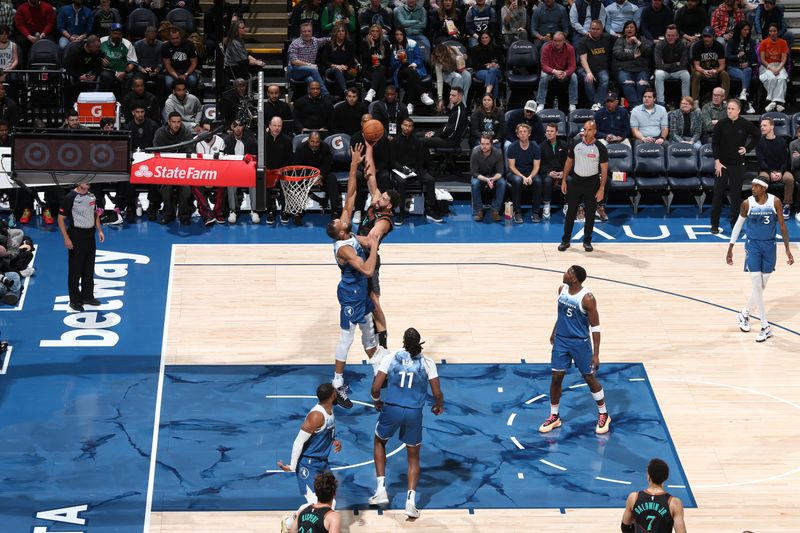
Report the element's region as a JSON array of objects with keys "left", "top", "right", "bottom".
[
  {"left": 159, "top": 215, "right": 174, "bottom": 225},
  {"left": 335, "top": 385, "right": 353, "bottom": 409},
  {"left": 531, "top": 212, "right": 541, "bottom": 223},
  {"left": 426, "top": 211, "right": 443, "bottom": 223},
  {"left": 83, "top": 297, "right": 101, "bottom": 306},
  {"left": 266, "top": 211, "right": 276, "bottom": 225},
  {"left": 146, "top": 209, "right": 158, "bottom": 221},
  {"left": 180, "top": 218, "right": 191, "bottom": 226},
  {"left": 395, "top": 212, "right": 408, "bottom": 226},
  {"left": 557, "top": 242, "right": 570, "bottom": 252},
  {"left": 204, "top": 216, "right": 216, "bottom": 227},
  {"left": 583, "top": 242, "right": 594, "bottom": 252},
  {"left": 711, "top": 226, "right": 721, "bottom": 234},
  {"left": 280, "top": 212, "right": 291, "bottom": 224},
  {"left": 513, "top": 212, "right": 523, "bottom": 224},
  {"left": 69, "top": 301, "right": 84, "bottom": 312}
]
